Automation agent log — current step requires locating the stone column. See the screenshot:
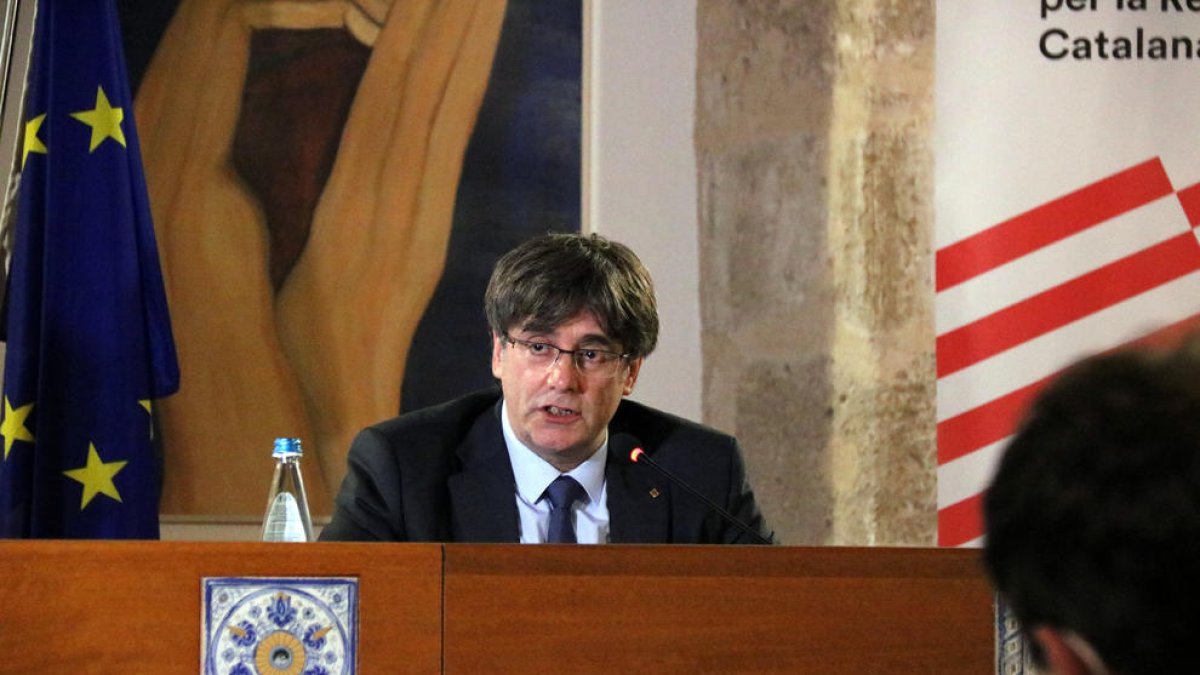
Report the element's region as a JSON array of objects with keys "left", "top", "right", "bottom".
[{"left": 696, "top": 0, "right": 935, "bottom": 545}]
